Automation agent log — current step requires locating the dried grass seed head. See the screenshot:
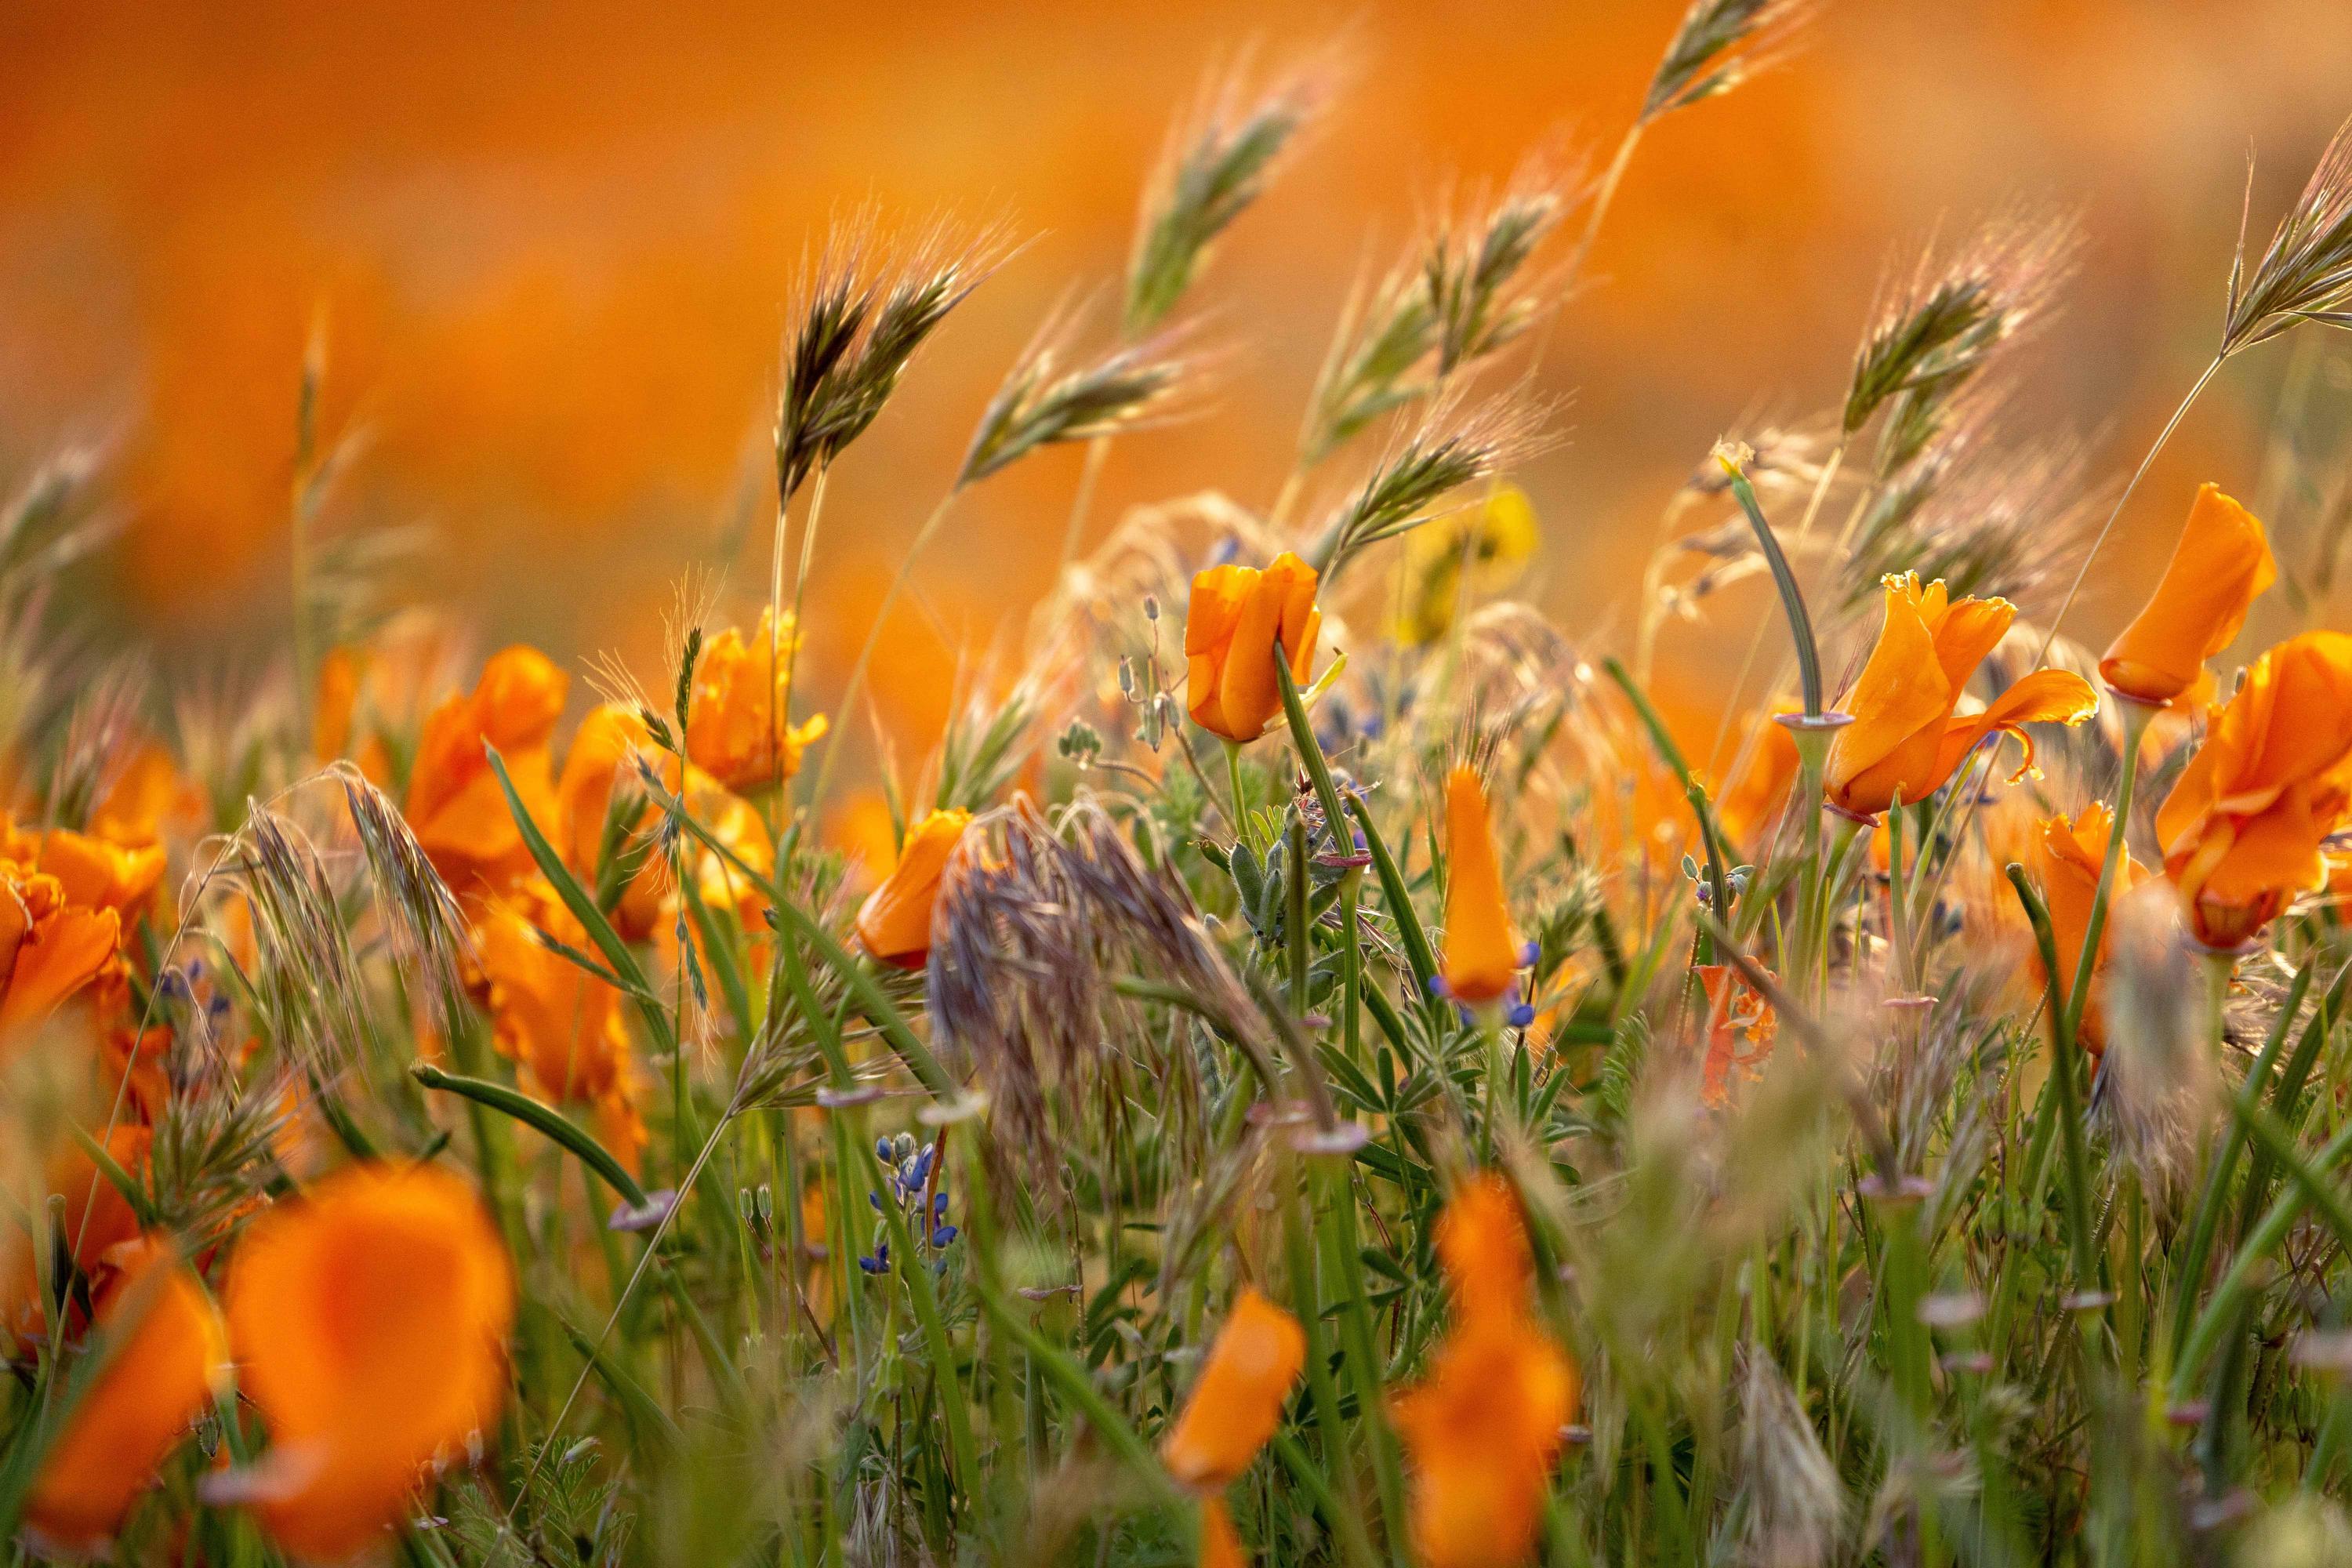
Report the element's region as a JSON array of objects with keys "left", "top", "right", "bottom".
[
  {"left": 1126, "top": 50, "right": 1335, "bottom": 336},
  {"left": 960, "top": 312, "right": 1193, "bottom": 486},
  {"left": 1642, "top": 0, "right": 1817, "bottom": 125},
  {"left": 2224, "top": 114, "right": 2352, "bottom": 358}
]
